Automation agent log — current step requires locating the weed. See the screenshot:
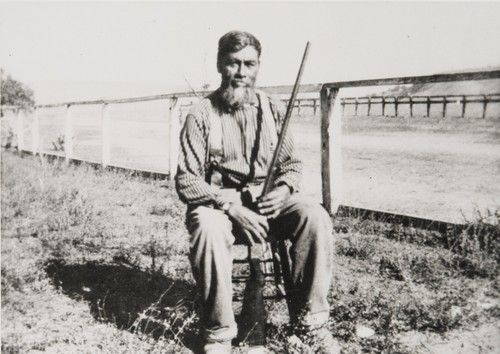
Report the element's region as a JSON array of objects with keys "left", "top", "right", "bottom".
[{"left": 51, "top": 134, "right": 65, "bottom": 152}]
